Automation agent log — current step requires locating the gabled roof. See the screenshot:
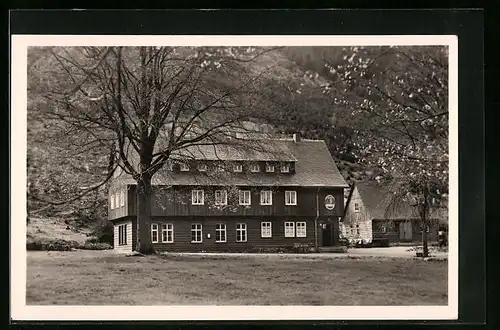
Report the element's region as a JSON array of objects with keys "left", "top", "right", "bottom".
[
  {"left": 350, "top": 181, "right": 448, "bottom": 221},
  {"left": 115, "top": 138, "right": 348, "bottom": 188}
]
